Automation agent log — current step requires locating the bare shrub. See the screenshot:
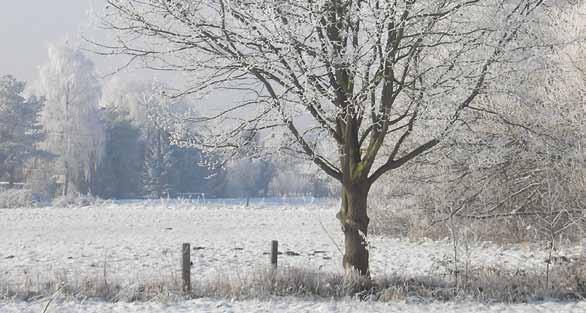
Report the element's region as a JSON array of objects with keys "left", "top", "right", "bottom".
[
  {"left": 369, "top": 2, "right": 585, "bottom": 246},
  {"left": 195, "top": 267, "right": 373, "bottom": 300},
  {"left": 459, "top": 265, "right": 581, "bottom": 302},
  {"left": 369, "top": 207, "right": 415, "bottom": 238},
  {"left": 0, "top": 271, "right": 184, "bottom": 303},
  {"left": 369, "top": 142, "right": 585, "bottom": 244}
]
